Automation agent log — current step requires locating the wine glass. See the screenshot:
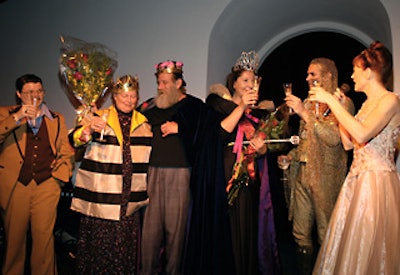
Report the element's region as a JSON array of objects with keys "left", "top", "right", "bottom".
[
  {"left": 282, "top": 82, "right": 293, "bottom": 114},
  {"left": 96, "top": 110, "right": 109, "bottom": 142},
  {"left": 277, "top": 155, "right": 291, "bottom": 181},
  {"left": 278, "top": 155, "right": 291, "bottom": 170}
]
